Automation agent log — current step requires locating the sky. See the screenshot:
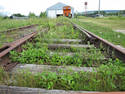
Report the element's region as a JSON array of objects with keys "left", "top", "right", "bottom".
[{"left": 0, "top": 0, "right": 125, "bottom": 16}]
